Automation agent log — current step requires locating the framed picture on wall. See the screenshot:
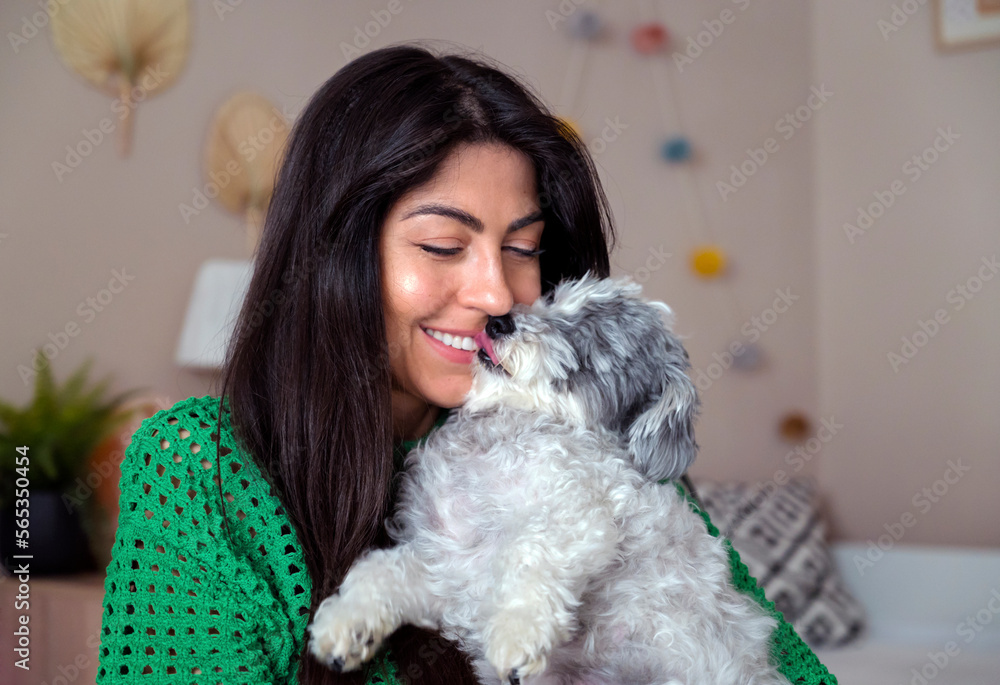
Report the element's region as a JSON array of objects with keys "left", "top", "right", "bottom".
[{"left": 935, "top": 0, "right": 1000, "bottom": 50}]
